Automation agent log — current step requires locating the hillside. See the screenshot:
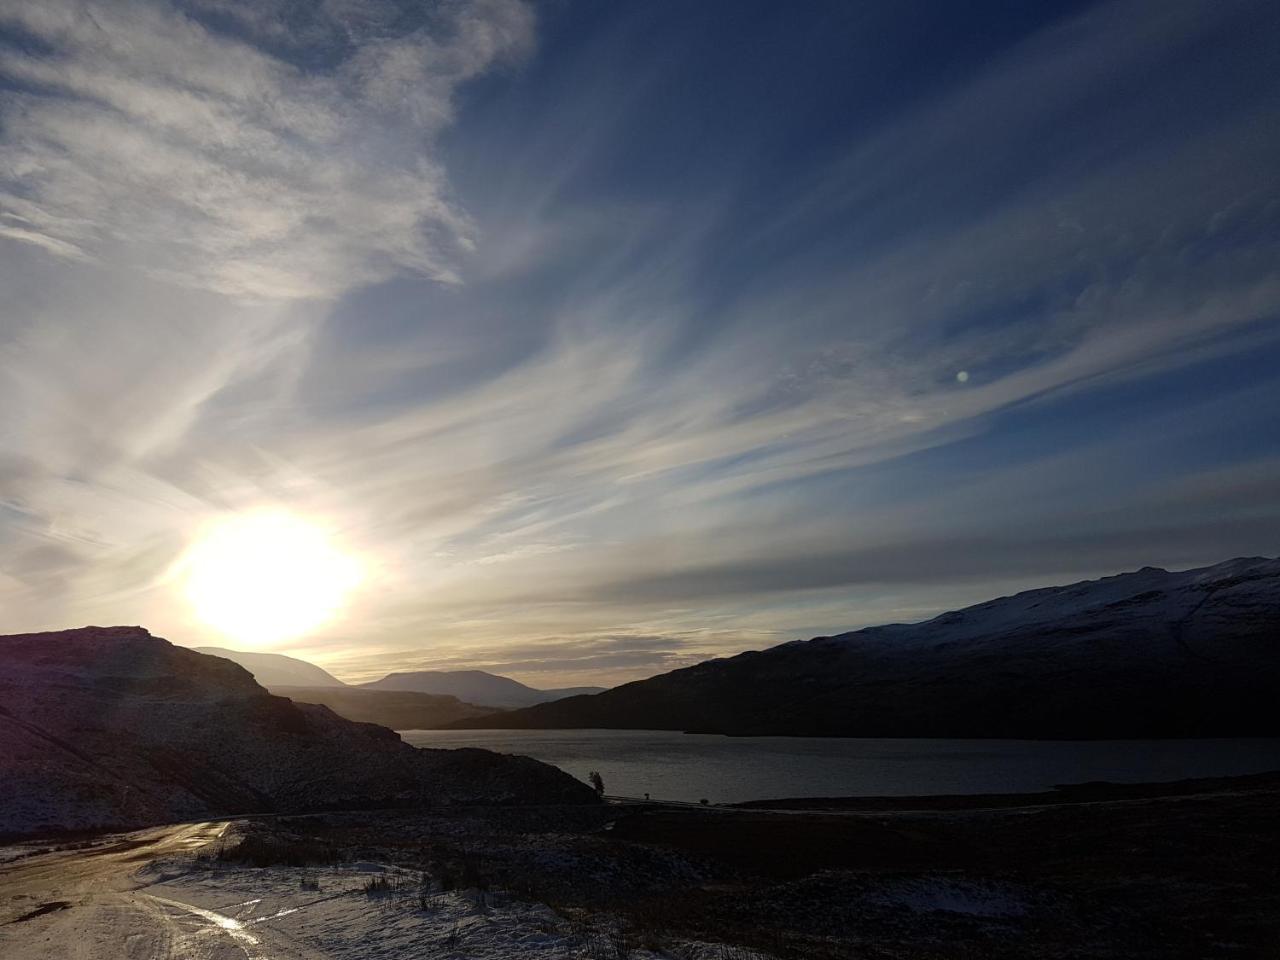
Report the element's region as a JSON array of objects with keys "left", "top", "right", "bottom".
[
  {"left": 0, "top": 627, "right": 596, "bottom": 838},
  {"left": 450, "top": 557, "right": 1280, "bottom": 738},
  {"left": 362, "top": 670, "right": 605, "bottom": 709},
  {"left": 193, "top": 646, "right": 347, "bottom": 688},
  {"left": 271, "top": 685, "right": 495, "bottom": 729}
]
